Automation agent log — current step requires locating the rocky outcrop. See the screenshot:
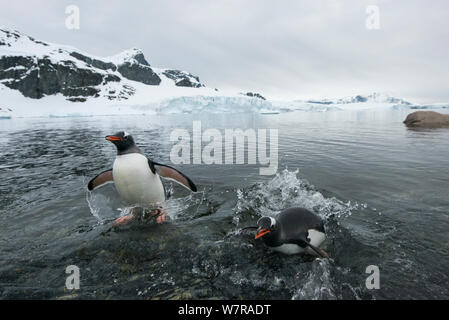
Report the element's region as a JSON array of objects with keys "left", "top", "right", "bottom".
[
  {"left": 403, "top": 111, "right": 449, "bottom": 128},
  {"left": 0, "top": 56, "right": 113, "bottom": 99},
  {"left": 244, "top": 92, "right": 266, "bottom": 100},
  {"left": 162, "top": 69, "right": 203, "bottom": 88},
  {"left": 117, "top": 62, "right": 161, "bottom": 85},
  {"left": 110, "top": 48, "right": 161, "bottom": 85},
  {"left": 0, "top": 28, "right": 205, "bottom": 102},
  {"left": 69, "top": 52, "right": 116, "bottom": 71},
  {"left": 128, "top": 51, "right": 150, "bottom": 66}
]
